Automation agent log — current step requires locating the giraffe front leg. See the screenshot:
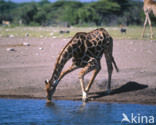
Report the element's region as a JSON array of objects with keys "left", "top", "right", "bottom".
[
  {"left": 79, "top": 58, "right": 98, "bottom": 102},
  {"left": 79, "top": 70, "right": 88, "bottom": 102},
  {"left": 58, "top": 64, "right": 78, "bottom": 82},
  {"left": 85, "top": 63, "right": 101, "bottom": 93},
  {"left": 146, "top": 13, "right": 153, "bottom": 39},
  {"left": 141, "top": 15, "right": 148, "bottom": 38}
]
